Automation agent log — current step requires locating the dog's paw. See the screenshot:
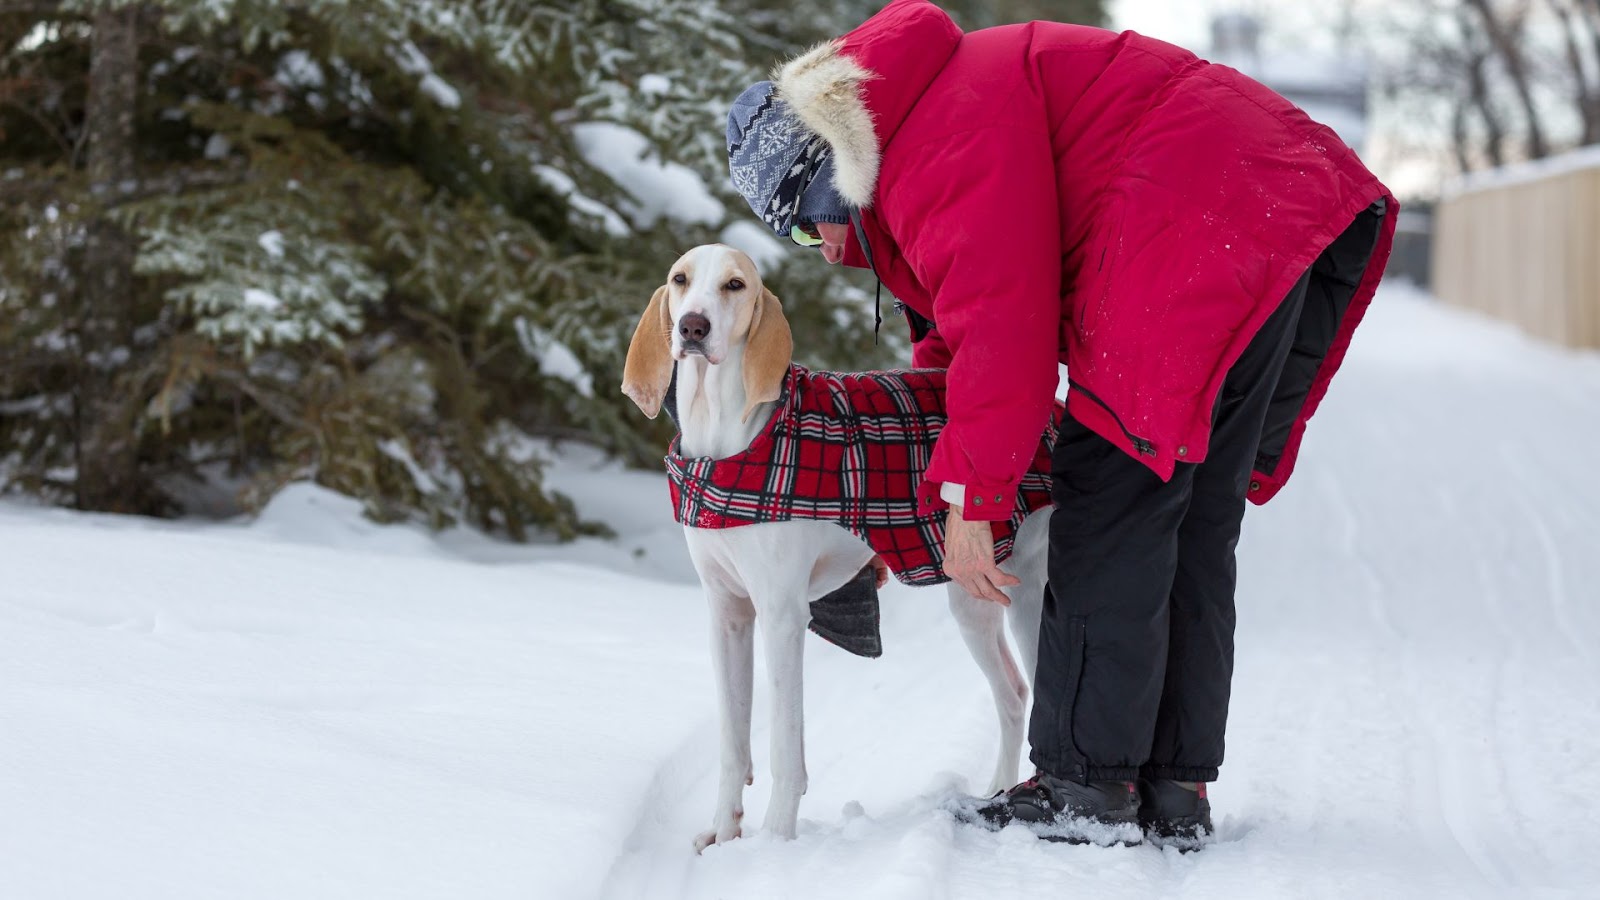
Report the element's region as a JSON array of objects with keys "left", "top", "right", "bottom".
[
  {"left": 762, "top": 811, "right": 799, "bottom": 841},
  {"left": 693, "top": 808, "right": 744, "bottom": 854},
  {"left": 692, "top": 824, "right": 743, "bottom": 854}
]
